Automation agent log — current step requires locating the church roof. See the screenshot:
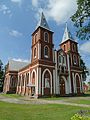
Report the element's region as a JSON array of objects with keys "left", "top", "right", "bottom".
[
  {"left": 8, "top": 60, "right": 29, "bottom": 71},
  {"left": 61, "top": 23, "right": 75, "bottom": 44},
  {"left": 36, "top": 12, "right": 51, "bottom": 31}
]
